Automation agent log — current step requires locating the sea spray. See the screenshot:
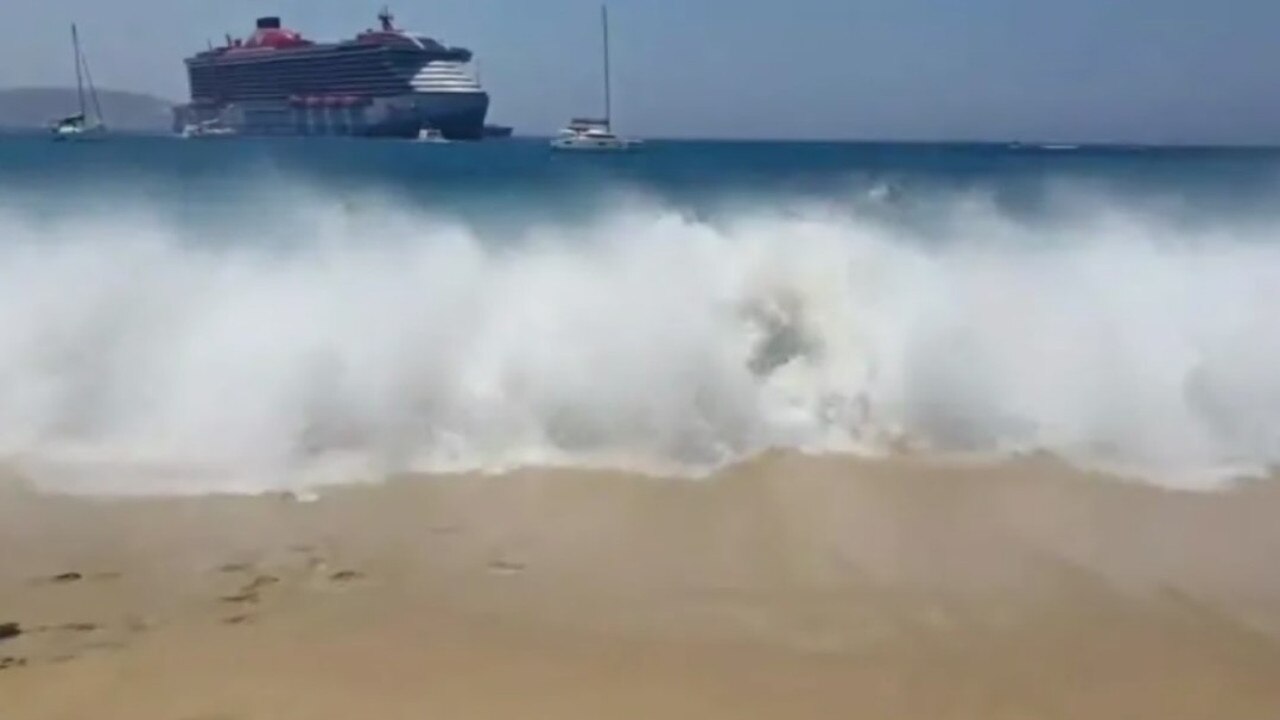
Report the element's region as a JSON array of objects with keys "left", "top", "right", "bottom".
[{"left": 0, "top": 184, "right": 1278, "bottom": 493}]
